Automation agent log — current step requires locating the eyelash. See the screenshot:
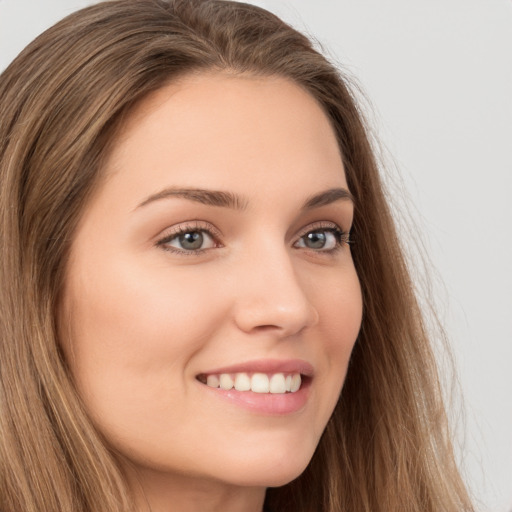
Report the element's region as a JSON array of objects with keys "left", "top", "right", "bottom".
[
  {"left": 156, "top": 221, "right": 222, "bottom": 256},
  {"left": 156, "top": 220, "right": 351, "bottom": 256},
  {"left": 295, "top": 222, "right": 351, "bottom": 254}
]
